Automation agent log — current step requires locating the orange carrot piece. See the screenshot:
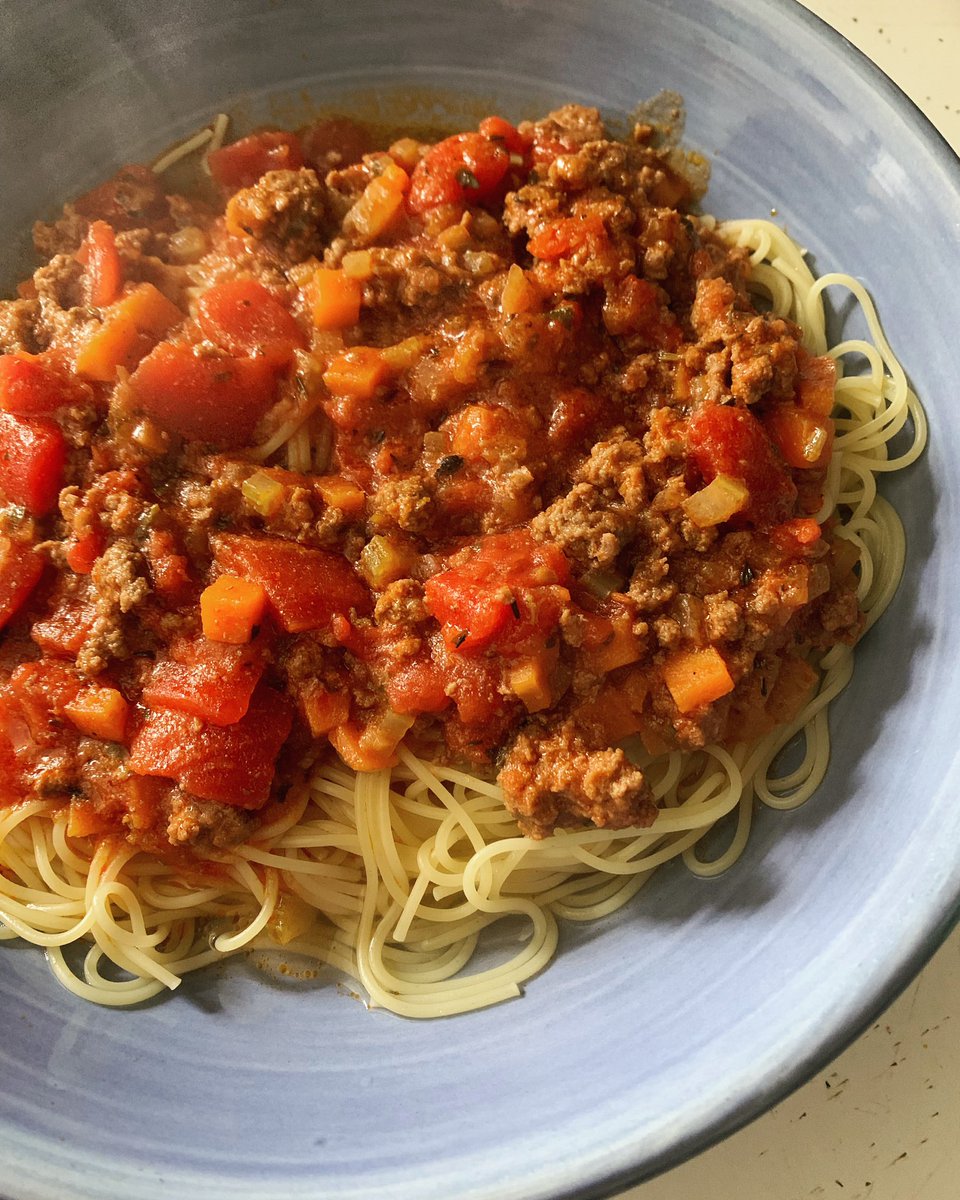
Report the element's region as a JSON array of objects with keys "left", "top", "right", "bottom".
[
  {"left": 64, "top": 686, "right": 129, "bottom": 742},
  {"left": 300, "top": 686, "right": 350, "bottom": 737},
  {"left": 322, "top": 347, "right": 389, "bottom": 400},
  {"left": 344, "top": 163, "right": 409, "bottom": 241},
  {"left": 766, "top": 406, "right": 834, "bottom": 469},
  {"left": 75, "top": 283, "right": 182, "bottom": 382},
  {"left": 76, "top": 220, "right": 124, "bottom": 307},
  {"left": 314, "top": 474, "right": 366, "bottom": 518},
  {"left": 200, "top": 574, "right": 268, "bottom": 644},
  {"left": 329, "top": 721, "right": 398, "bottom": 771},
  {"left": 662, "top": 647, "right": 734, "bottom": 714},
  {"left": 308, "top": 268, "right": 362, "bottom": 329}
]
